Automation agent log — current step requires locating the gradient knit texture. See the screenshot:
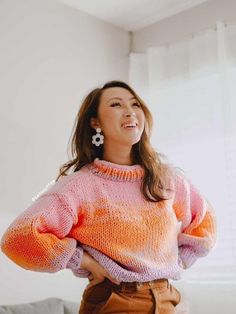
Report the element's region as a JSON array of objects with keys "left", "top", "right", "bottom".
[{"left": 0, "top": 158, "right": 217, "bottom": 282}]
